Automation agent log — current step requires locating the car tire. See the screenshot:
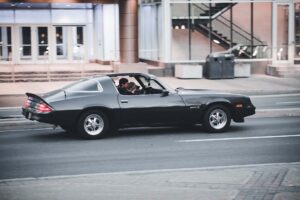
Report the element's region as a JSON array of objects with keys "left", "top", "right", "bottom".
[
  {"left": 203, "top": 105, "right": 231, "bottom": 133},
  {"left": 77, "top": 110, "right": 109, "bottom": 139}
]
